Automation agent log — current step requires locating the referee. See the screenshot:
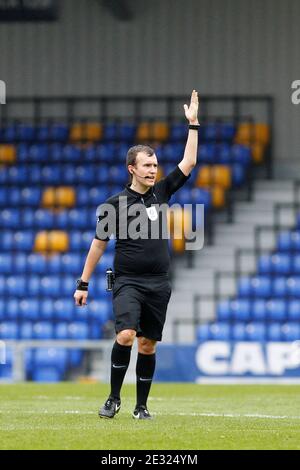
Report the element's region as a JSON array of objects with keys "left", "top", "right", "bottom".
[{"left": 74, "top": 90, "right": 199, "bottom": 419}]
